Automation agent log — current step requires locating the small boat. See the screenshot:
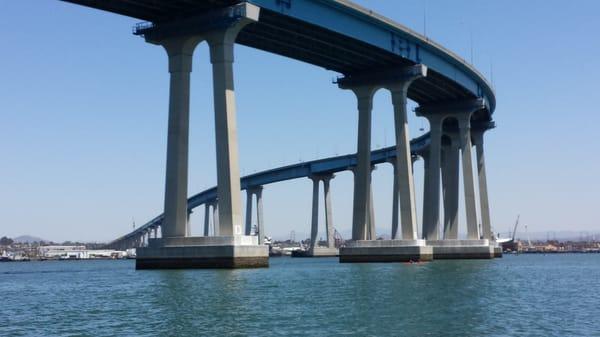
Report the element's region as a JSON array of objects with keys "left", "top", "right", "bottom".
[
  {"left": 497, "top": 215, "right": 520, "bottom": 251},
  {"left": 0, "top": 251, "right": 11, "bottom": 262}
]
